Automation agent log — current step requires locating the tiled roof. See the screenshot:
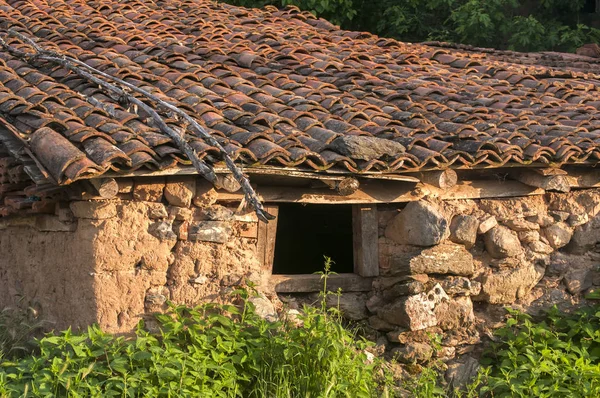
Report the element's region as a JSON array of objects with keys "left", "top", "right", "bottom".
[{"left": 0, "top": 0, "right": 600, "bottom": 190}]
